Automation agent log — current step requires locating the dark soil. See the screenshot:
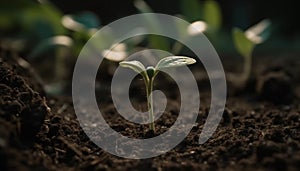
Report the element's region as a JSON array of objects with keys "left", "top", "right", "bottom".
[{"left": 0, "top": 52, "right": 300, "bottom": 171}]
